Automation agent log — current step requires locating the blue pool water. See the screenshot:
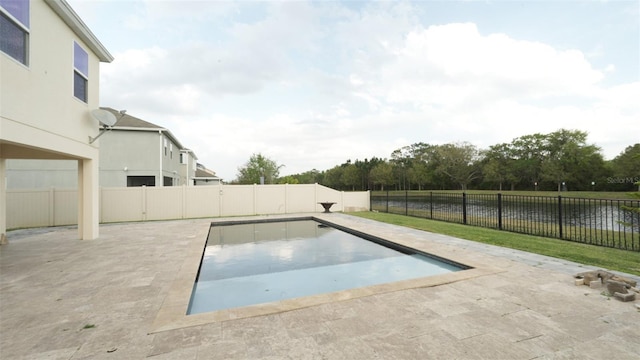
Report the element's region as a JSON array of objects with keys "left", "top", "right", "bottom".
[{"left": 187, "top": 219, "right": 464, "bottom": 314}]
